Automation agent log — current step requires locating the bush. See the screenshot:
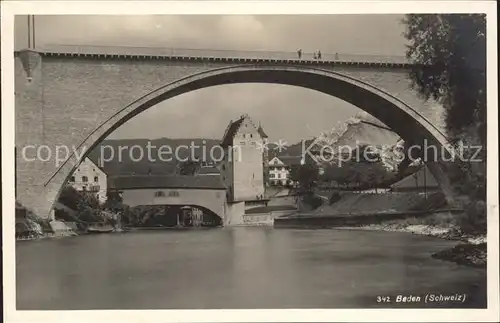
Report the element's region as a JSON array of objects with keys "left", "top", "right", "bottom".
[
  {"left": 57, "top": 186, "right": 106, "bottom": 223},
  {"left": 457, "top": 200, "right": 487, "bottom": 234},
  {"left": 446, "top": 158, "right": 486, "bottom": 234}
]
